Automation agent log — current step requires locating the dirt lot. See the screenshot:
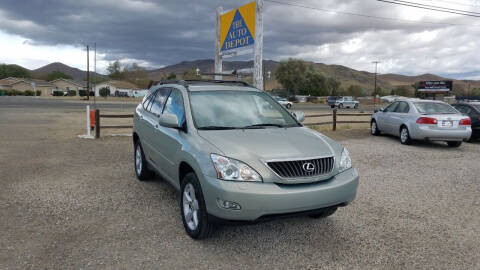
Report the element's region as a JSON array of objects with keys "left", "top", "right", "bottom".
[{"left": 1, "top": 97, "right": 479, "bottom": 269}]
